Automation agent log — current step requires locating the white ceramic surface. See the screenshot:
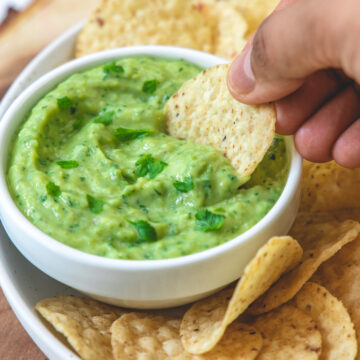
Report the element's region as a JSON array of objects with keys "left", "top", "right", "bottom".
[
  {"left": 0, "top": 28, "right": 302, "bottom": 310},
  {"left": 0, "top": 224, "right": 81, "bottom": 360}
]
